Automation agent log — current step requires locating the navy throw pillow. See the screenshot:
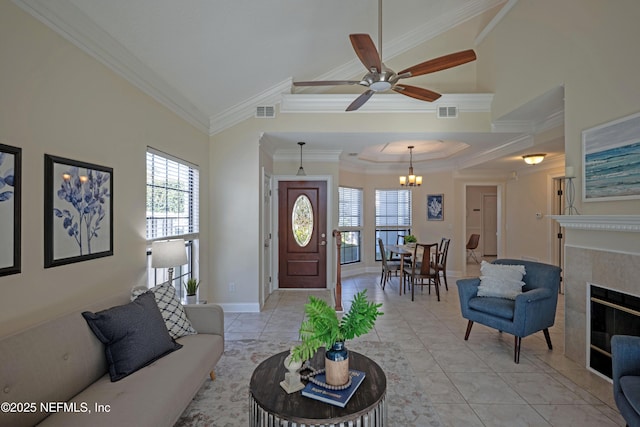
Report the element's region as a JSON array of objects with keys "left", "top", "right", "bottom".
[{"left": 82, "top": 291, "right": 182, "bottom": 381}]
